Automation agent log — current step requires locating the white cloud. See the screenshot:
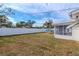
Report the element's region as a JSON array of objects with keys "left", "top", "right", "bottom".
[
  {"left": 4, "top": 3, "right": 79, "bottom": 13},
  {"left": 1, "top": 3, "right": 79, "bottom": 24},
  {"left": 5, "top": 3, "right": 48, "bottom": 13},
  {"left": 7, "top": 16, "right": 16, "bottom": 25}
]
